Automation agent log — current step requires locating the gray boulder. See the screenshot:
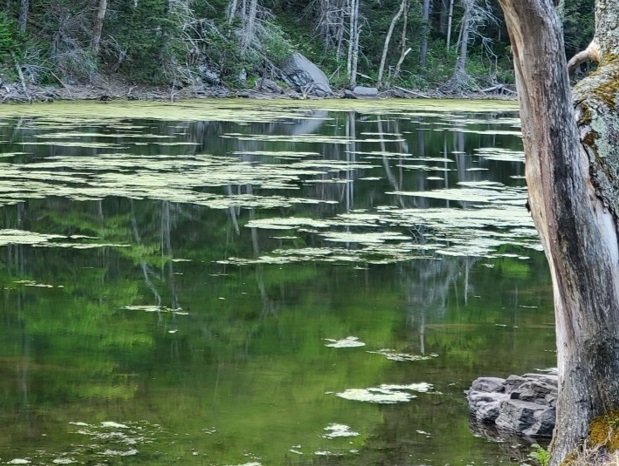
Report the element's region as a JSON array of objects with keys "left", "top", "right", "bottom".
[
  {"left": 281, "top": 53, "right": 332, "bottom": 96},
  {"left": 353, "top": 86, "right": 379, "bottom": 97},
  {"left": 471, "top": 376, "right": 506, "bottom": 393},
  {"left": 467, "top": 371, "right": 558, "bottom": 438},
  {"left": 495, "top": 399, "right": 554, "bottom": 436}
]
